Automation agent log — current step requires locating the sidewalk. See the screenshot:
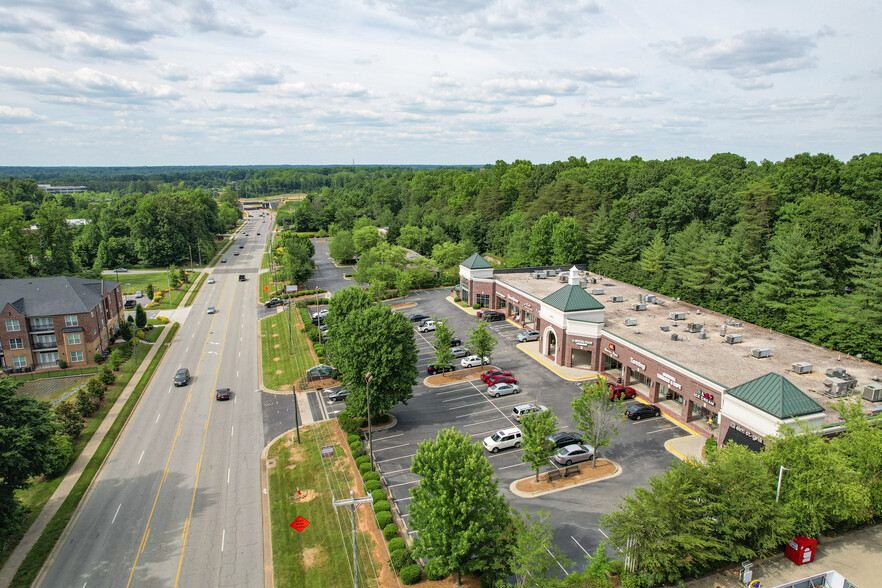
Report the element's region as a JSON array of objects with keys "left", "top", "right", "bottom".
[{"left": 0, "top": 326, "right": 174, "bottom": 586}]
